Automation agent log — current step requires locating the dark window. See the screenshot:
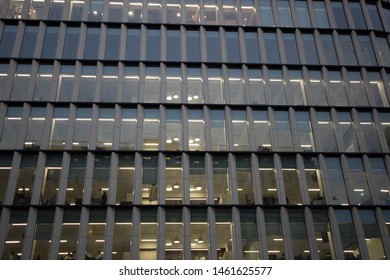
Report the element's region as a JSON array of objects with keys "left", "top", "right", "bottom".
[
  {"left": 125, "top": 28, "right": 141, "bottom": 60},
  {"left": 225, "top": 31, "right": 240, "bottom": 63},
  {"left": 264, "top": 33, "right": 280, "bottom": 63},
  {"left": 0, "top": 25, "right": 17, "bottom": 58},
  {"left": 105, "top": 28, "right": 120, "bottom": 60},
  {"left": 331, "top": 1, "right": 348, "bottom": 28},
  {"left": 167, "top": 30, "right": 181, "bottom": 61},
  {"left": 63, "top": 27, "right": 80, "bottom": 59},
  {"left": 146, "top": 29, "right": 161, "bottom": 61},
  {"left": 186, "top": 30, "right": 201, "bottom": 62},
  {"left": 41, "top": 26, "right": 59, "bottom": 59},
  {"left": 301, "top": 34, "right": 319, "bottom": 64},
  {"left": 283, "top": 33, "right": 300, "bottom": 64},
  {"left": 245, "top": 32, "right": 260, "bottom": 63},
  {"left": 20, "top": 26, "right": 38, "bottom": 58},
  {"left": 84, "top": 28, "right": 100, "bottom": 60},
  {"left": 206, "top": 31, "right": 221, "bottom": 63}
]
